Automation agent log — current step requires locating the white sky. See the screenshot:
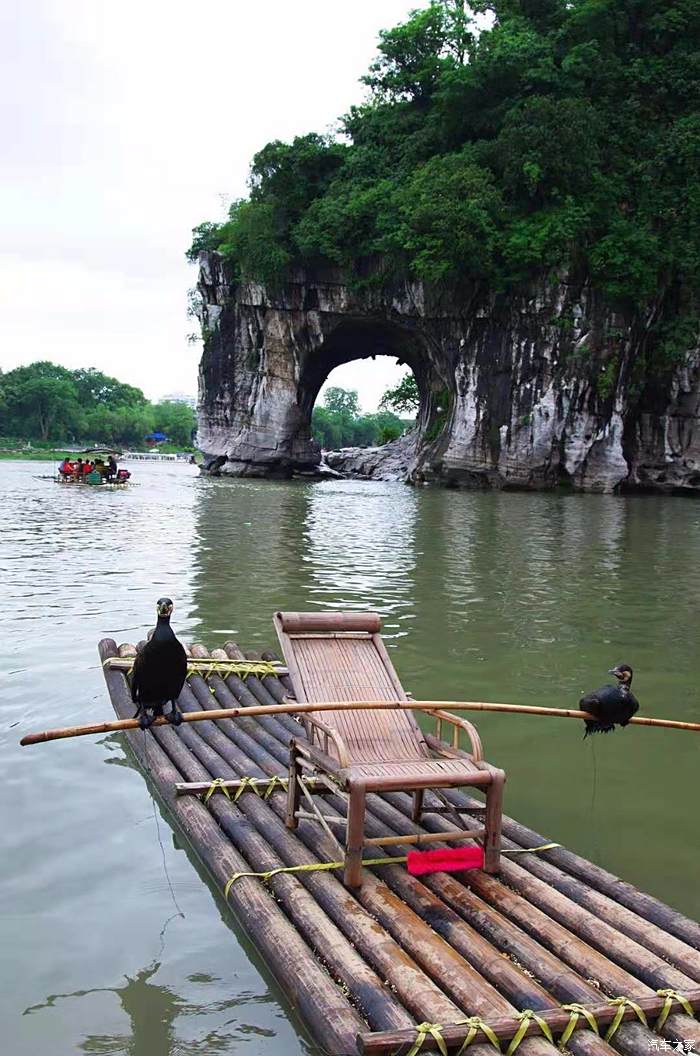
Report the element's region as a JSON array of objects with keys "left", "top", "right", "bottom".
[{"left": 0, "top": 0, "right": 415, "bottom": 413}]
